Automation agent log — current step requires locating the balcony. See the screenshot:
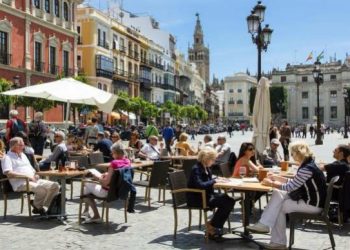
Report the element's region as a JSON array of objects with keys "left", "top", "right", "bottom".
[
  {"left": 149, "top": 60, "right": 164, "bottom": 70},
  {"left": 128, "top": 73, "right": 139, "bottom": 82},
  {"left": 49, "top": 64, "right": 59, "bottom": 75},
  {"left": 0, "top": 53, "right": 11, "bottom": 65},
  {"left": 34, "top": 61, "right": 45, "bottom": 73},
  {"left": 98, "top": 41, "right": 109, "bottom": 50},
  {"left": 140, "top": 80, "right": 152, "bottom": 89},
  {"left": 119, "top": 45, "right": 126, "bottom": 53},
  {"left": 134, "top": 52, "right": 139, "bottom": 61},
  {"left": 228, "top": 100, "right": 235, "bottom": 104},
  {"left": 228, "top": 112, "right": 244, "bottom": 117},
  {"left": 113, "top": 69, "right": 127, "bottom": 78},
  {"left": 96, "top": 69, "right": 113, "bottom": 79}
]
